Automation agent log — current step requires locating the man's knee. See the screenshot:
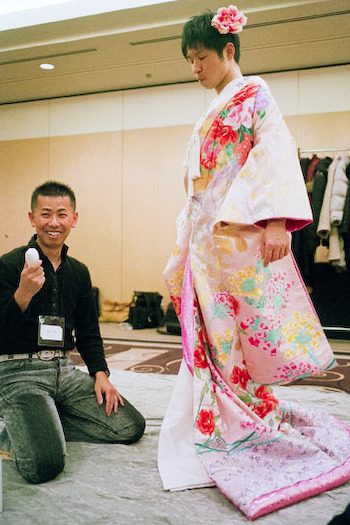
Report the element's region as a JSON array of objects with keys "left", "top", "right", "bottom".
[
  {"left": 126, "top": 414, "right": 146, "bottom": 444},
  {"left": 16, "top": 447, "right": 65, "bottom": 484},
  {"left": 118, "top": 405, "right": 146, "bottom": 444},
  {"left": 9, "top": 393, "right": 66, "bottom": 483}
]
